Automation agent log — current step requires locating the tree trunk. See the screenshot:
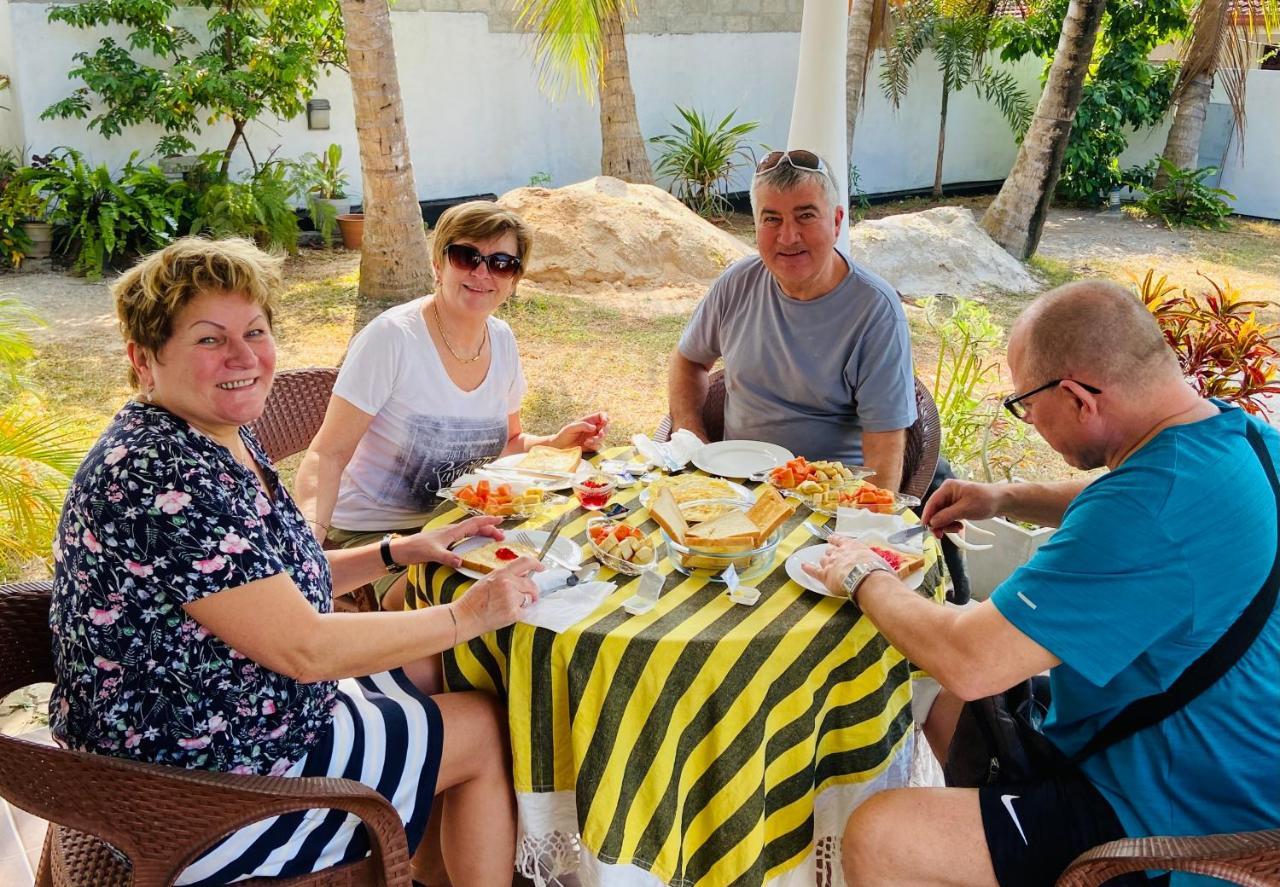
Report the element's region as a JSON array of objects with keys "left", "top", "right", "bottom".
[
  {"left": 1155, "top": 73, "right": 1213, "bottom": 188},
  {"left": 980, "top": 0, "right": 1108, "bottom": 259},
  {"left": 341, "top": 0, "right": 433, "bottom": 301},
  {"left": 598, "top": 4, "right": 653, "bottom": 184},
  {"left": 845, "top": 0, "right": 876, "bottom": 183},
  {"left": 934, "top": 85, "right": 949, "bottom": 198}
]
